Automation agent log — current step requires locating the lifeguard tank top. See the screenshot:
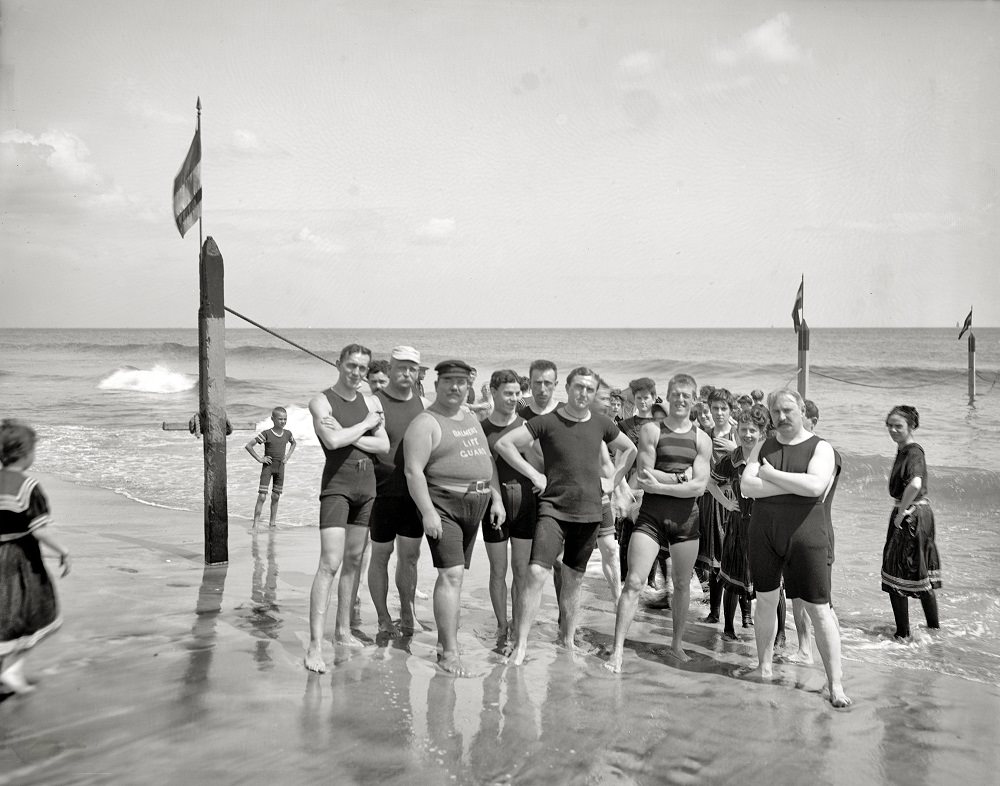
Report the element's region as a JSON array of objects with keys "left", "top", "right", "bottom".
[{"left": 425, "top": 409, "right": 494, "bottom": 488}]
